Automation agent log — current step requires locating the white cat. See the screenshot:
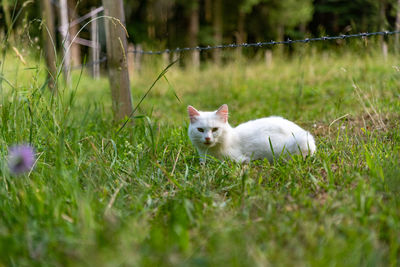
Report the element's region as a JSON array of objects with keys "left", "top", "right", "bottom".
[{"left": 187, "top": 104, "right": 316, "bottom": 163}]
